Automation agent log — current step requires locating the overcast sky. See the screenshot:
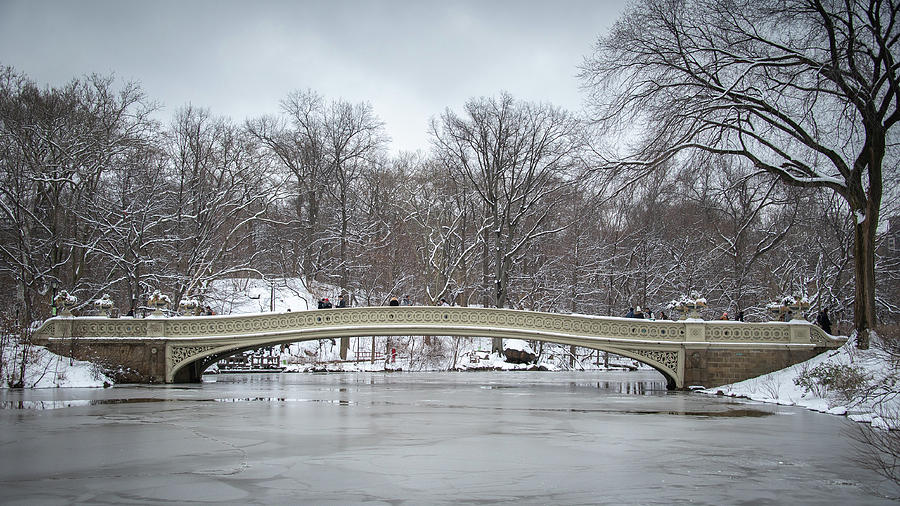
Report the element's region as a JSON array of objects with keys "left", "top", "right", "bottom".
[{"left": 0, "top": 0, "right": 627, "bottom": 153}]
